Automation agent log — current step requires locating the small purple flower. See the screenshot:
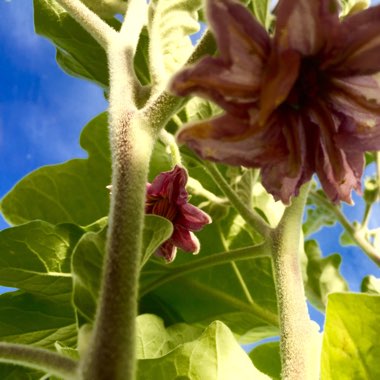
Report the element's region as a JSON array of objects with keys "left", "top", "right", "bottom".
[
  {"left": 146, "top": 165, "right": 211, "bottom": 262},
  {"left": 171, "top": 0, "right": 380, "bottom": 204}
]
